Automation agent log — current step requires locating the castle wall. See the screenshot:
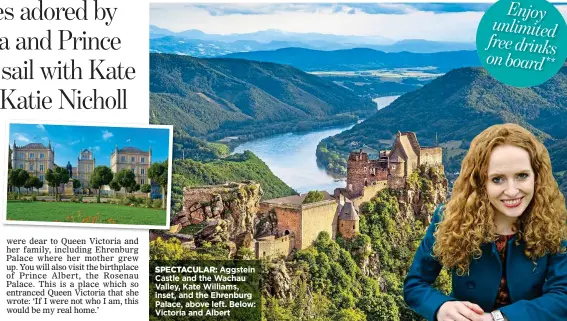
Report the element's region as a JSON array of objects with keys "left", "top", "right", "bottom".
[
  {"left": 255, "top": 235, "right": 295, "bottom": 259},
  {"left": 272, "top": 206, "right": 303, "bottom": 249},
  {"left": 354, "top": 181, "right": 388, "bottom": 207},
  {"left": 301, "top": 200, "right": 338, "bottom": 250},
  {"left": 420, "top": 147, "right": 443, "bottom": 166}
]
